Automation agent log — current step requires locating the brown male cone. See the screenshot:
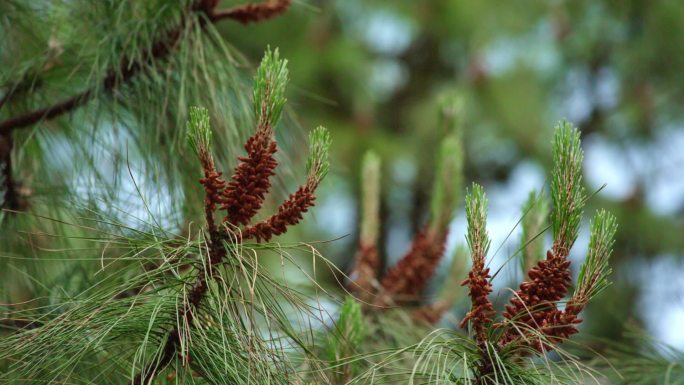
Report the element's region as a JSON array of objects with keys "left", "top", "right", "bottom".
[
  {"left": 242, "top": 184, "right": 317, "bottom": 242},
  {"left": 499, "top": 250, "right": 572, "bottom": 347},
  {"left": 221, "top": 130, "right": 278, "bottom": 226},
  {"left": 376, "top": 229, "right": 447, "bottom": 306}
]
